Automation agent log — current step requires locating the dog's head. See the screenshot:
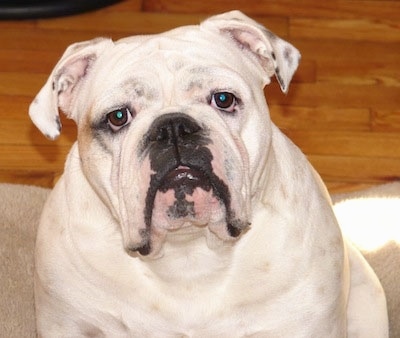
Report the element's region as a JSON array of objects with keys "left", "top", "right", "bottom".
[{"left": 30, "top": 11, "right": 300, "bottom": 257}]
